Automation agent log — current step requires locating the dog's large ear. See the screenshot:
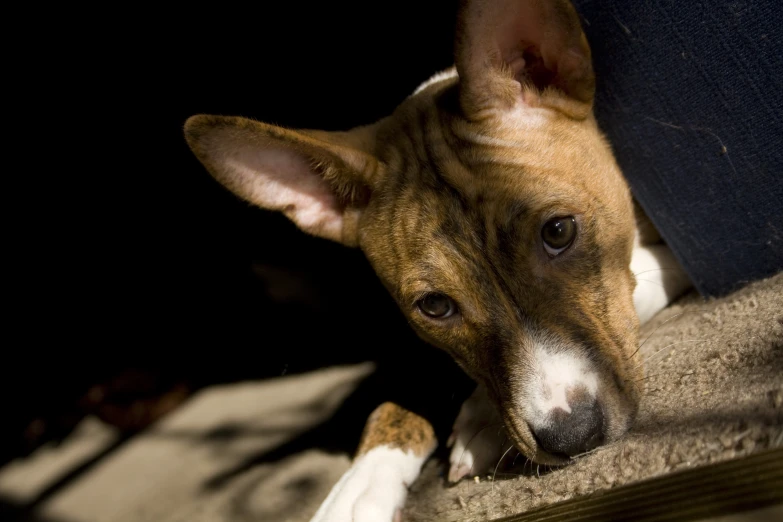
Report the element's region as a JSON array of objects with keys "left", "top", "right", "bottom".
[
  {"left": 184, "top": 115, "right": 383, "bottom": 247},
  {"left": 455, "top": 0, "right": 594, "bottom": 119}
]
